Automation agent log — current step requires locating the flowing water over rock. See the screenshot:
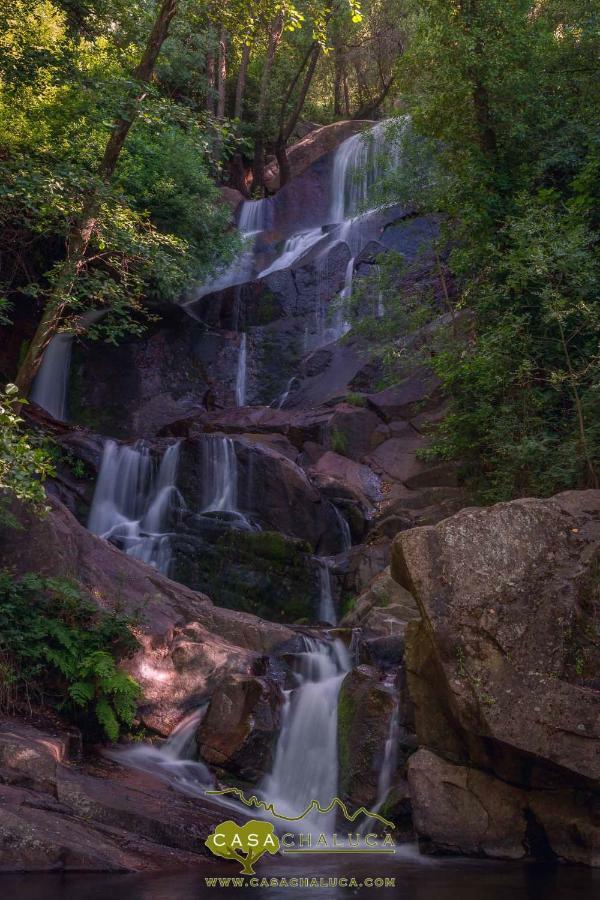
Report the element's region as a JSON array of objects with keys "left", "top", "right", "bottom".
[
  {"left": 317, "top": 561, "right": 337, "bottom": 624},
  {"left": 329, "top": 118, "right": 406, "bottom": 223},
  {"left": 200, "top": 434, "right": 239, "bottom": 513},
  {"left": 259, "top": 637, "right": 350, "bottom": 832},
  {"left": 30, "top": 333, "right": 73, "bottom": 421},
  {"left": 107, "top": 707, "right": 213, "bottom": 795},
  {"left": 235, "top": 333, "right": 247, "bottom": 406},
  {"left": 88, "top": 440, "right": 182, "bottom": 574}
]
